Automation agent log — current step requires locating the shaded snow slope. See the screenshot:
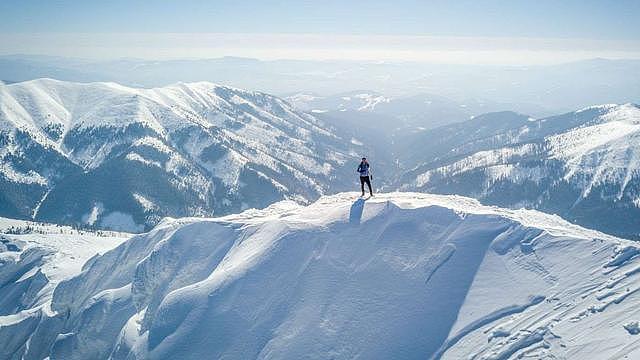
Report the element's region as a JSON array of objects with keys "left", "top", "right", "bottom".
[
  {"left": 0, "top": 79, "right": 364, "bottom": 231},
  {"left": 0, "top": 217, "right": 130, "bottom": 359},
  {"left": 2, "top": 192, "right": 639, "bottom": 359}
]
